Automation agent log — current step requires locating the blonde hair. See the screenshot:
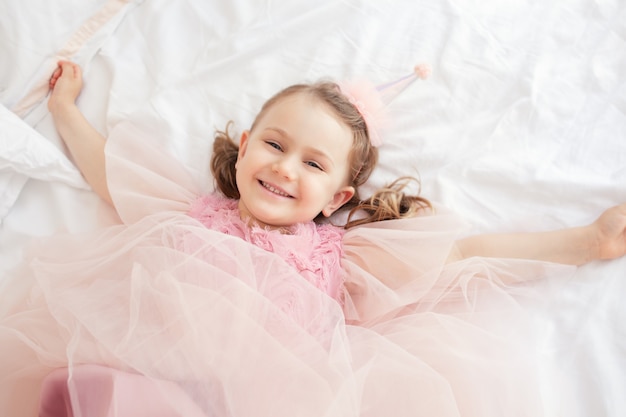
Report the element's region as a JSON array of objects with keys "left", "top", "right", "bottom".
[{"left": 211, "top": 82, "right": 431, "bottom": 229}]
